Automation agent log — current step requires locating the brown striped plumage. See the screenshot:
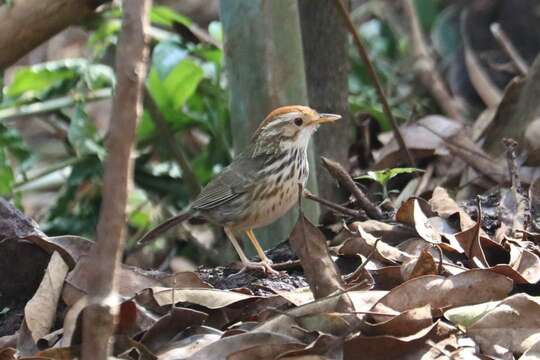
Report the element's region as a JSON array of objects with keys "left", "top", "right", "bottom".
[{"left": 139, "top": 105, "right": 340, "bottom": 274}]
